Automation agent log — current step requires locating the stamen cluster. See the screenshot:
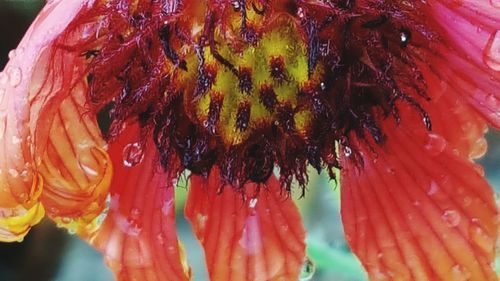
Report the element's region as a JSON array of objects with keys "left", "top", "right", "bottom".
[{"left": 62, "top": 0, "right": 437, "bottom": 191}]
